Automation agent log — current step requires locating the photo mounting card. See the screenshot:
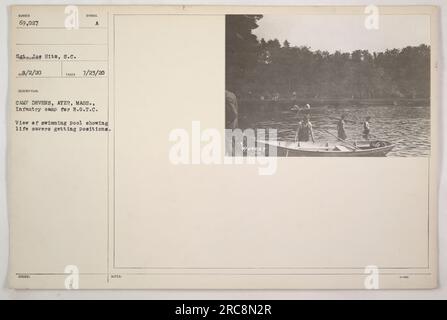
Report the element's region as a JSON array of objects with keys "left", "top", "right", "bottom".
[{"left": 8, "top": 5, "right": 439, "bottom": 289}]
